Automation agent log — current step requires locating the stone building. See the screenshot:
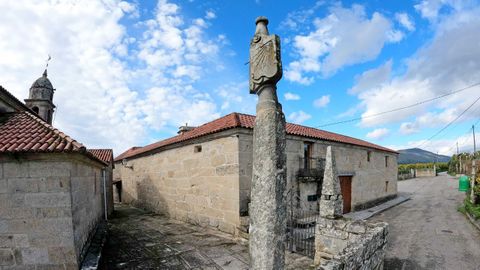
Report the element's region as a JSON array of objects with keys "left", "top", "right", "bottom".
[
  {"left": 0, "top": 72, "right": 113, "bottom": 268},
  {"left": 114, "top": 112, "right": 398, "bottom": 236},
  {"left": 87, "top": 149, "right": 115, "bottom": 216}
]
